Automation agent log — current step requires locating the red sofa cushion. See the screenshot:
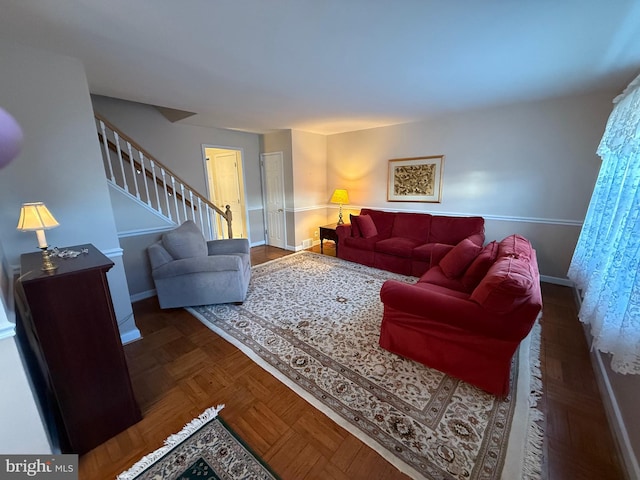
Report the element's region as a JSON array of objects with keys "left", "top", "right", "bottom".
[
  {"left": 470, "top": 256, "right": 534, "bottom": 313},
  {"left": 419, "top": 266, "right": 468, "bottom": 292},
  {"left": 391, "top": 212, "right": 431, "bottom": 243},
  {"left": 498, "top": 234, "right": 533, "bottom": 259},
  {"left": 461, "top": 241, "right": 499, "bottom": 290},
  {"left": 349, "top": 214, "right": 361, "bottom": 237},
  {"left": 375, "top": 237, "right": 423, "bottom": 257},
  {"left": 344, "top": 235, "right": 378, "bottom": 251},
  {"left": 411, "top": 243, "right": 442, "bottom": 262},
  {"left": 357, "top": 214, "right": 378, "bottom": 238},
  {"left": 439, "top": 238, "right": 482, "bottom": 279},
  {"left": 429, "top": 216, "right": 484, "bottom": 245},
  {"left": 361, "top": 209, "right": 395, "bottom": 239}
]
